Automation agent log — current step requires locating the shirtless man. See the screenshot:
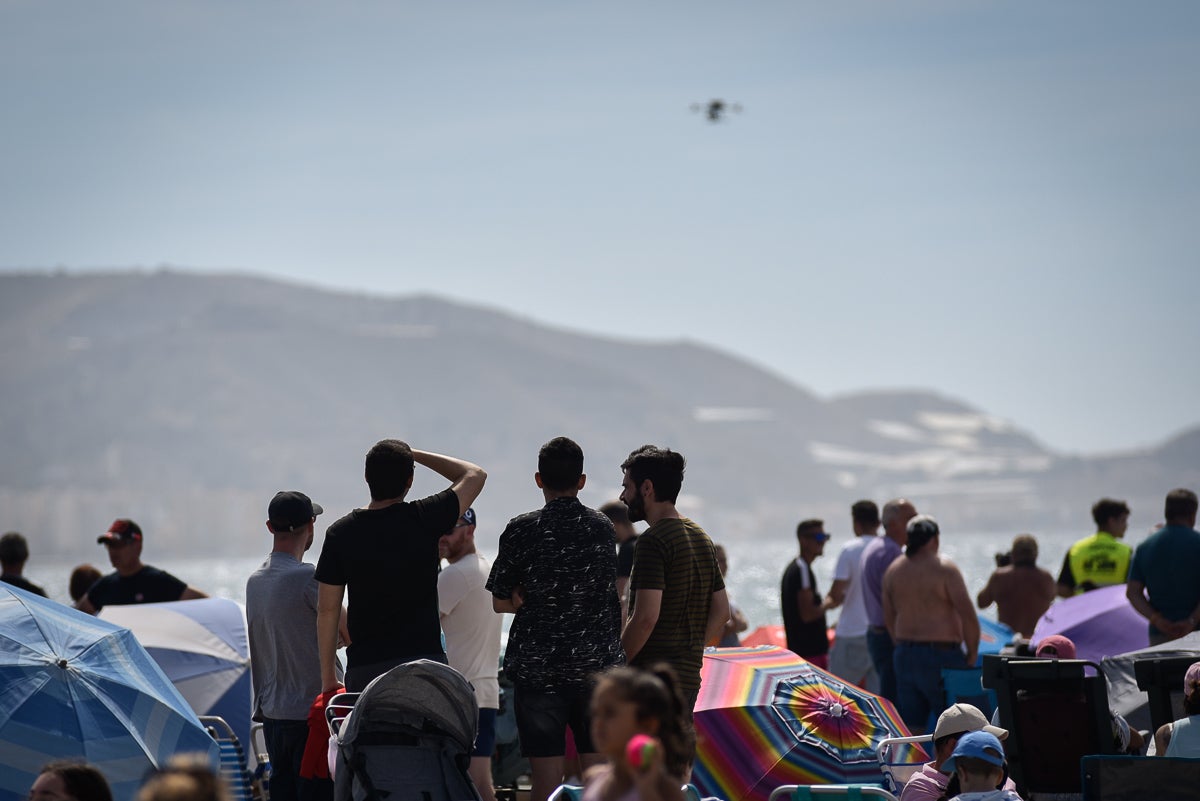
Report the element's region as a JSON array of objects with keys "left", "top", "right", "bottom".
[
  {"left": 976, "top": 534, "right": 1056, "bottom": 637},
  {"left": 883, "top": 514, "right": 980, "bottom": 733}
]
